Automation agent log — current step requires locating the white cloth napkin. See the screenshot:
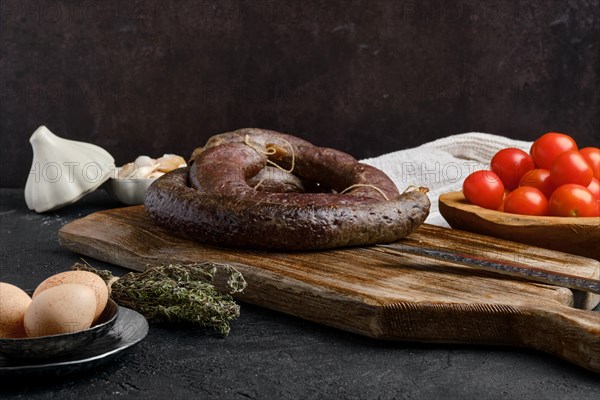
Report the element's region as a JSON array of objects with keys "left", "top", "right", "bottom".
[{"left": 361, "top": 133, "right": 533, "bottom": 227}]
